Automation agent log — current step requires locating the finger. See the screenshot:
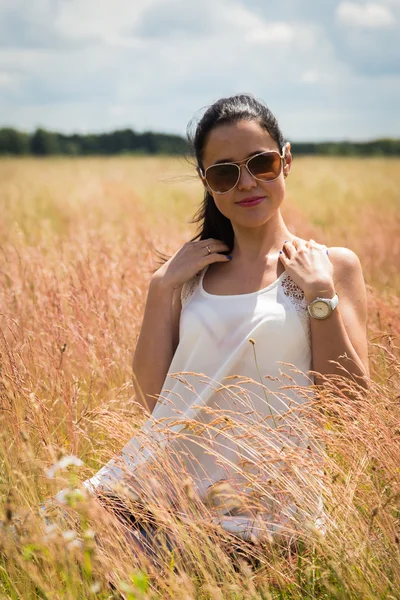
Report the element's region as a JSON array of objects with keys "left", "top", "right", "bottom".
[
  {"left": 308, "top": 238, "right": 325, "bottom": 250},
  {"left": 309, "top": 243, "right": 328, "bottom": 253},
  {"left": 207, "top": 252, "right": 232, "bottom": 263},
  {"left": 279, "top": 248, "right": 288, "bottom": 263},
  {"left": 199, "top": 242, "right": 228, "bottom": 255},
  {"left": 292, "top": 238, "right": 308, "bottom": 252},
  {"left": 282, "top": 240, "right": 295, "bottom": 257}
]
